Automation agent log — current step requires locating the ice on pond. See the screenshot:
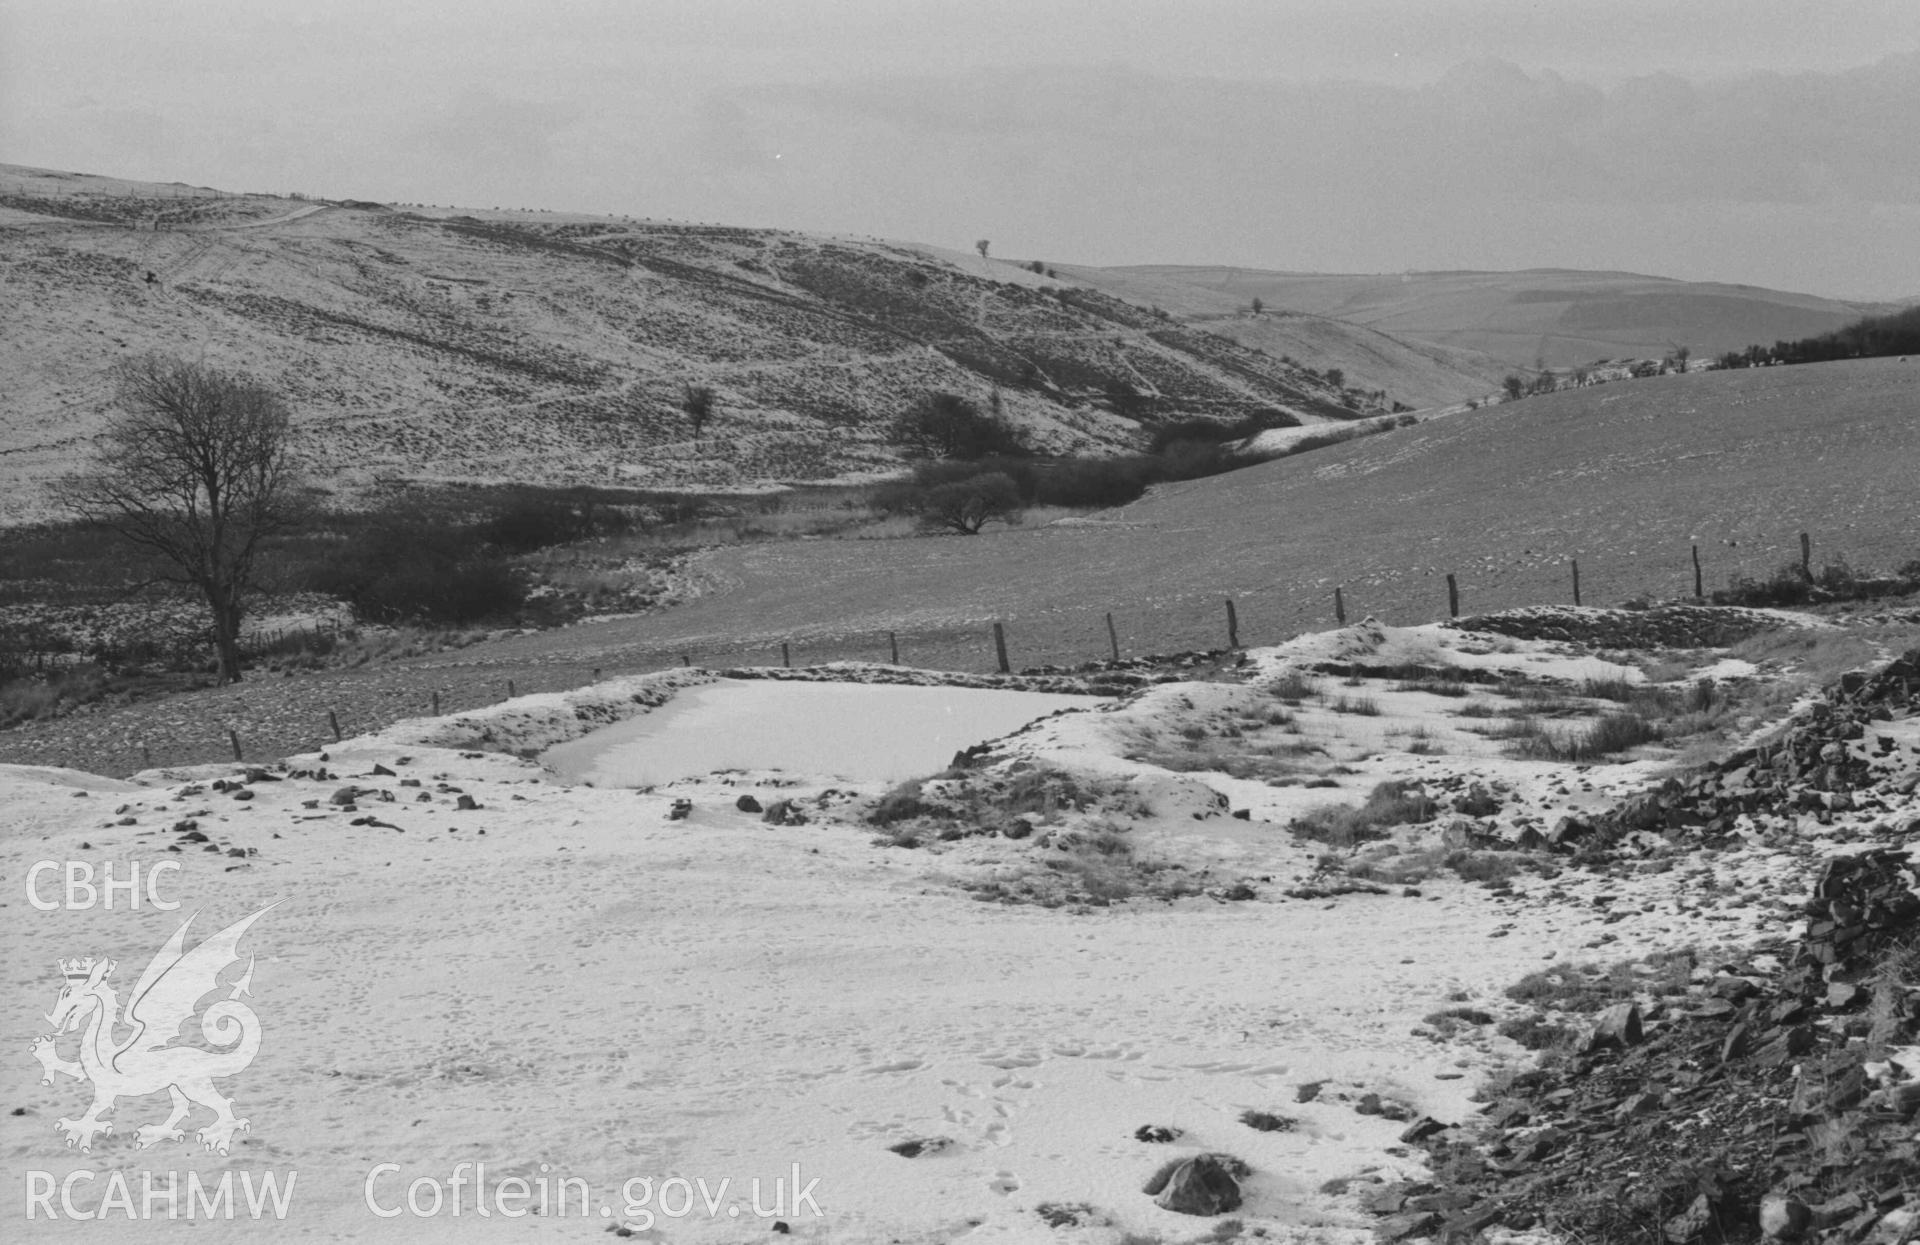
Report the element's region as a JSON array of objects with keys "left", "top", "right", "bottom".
[{"left": 542, "top": 678, "right": 1104, "bottom": 786}]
